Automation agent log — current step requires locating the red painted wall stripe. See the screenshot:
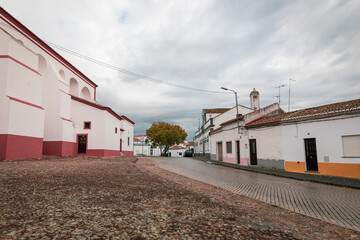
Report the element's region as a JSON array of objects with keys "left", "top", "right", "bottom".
[
  {"left": 43, "top": 141, "right": 76, "bottom": 156},
  {"left": 0, "top": 134, "right": 43, "bottom": 160},
  {"left": 0, "top": 55, "right": 41, "bottom": 75},
  {"left": 59, "top": 89, "right": 70, "bottom": 95},
  {"left": 71, "top": 95, "right": 124, "bottom": 122},
  {"left": 61, "top": 117, "right": 72, "bottom": 122},
  {"left": 7, "top": 95, "right": 44, "bottom": 110}
]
